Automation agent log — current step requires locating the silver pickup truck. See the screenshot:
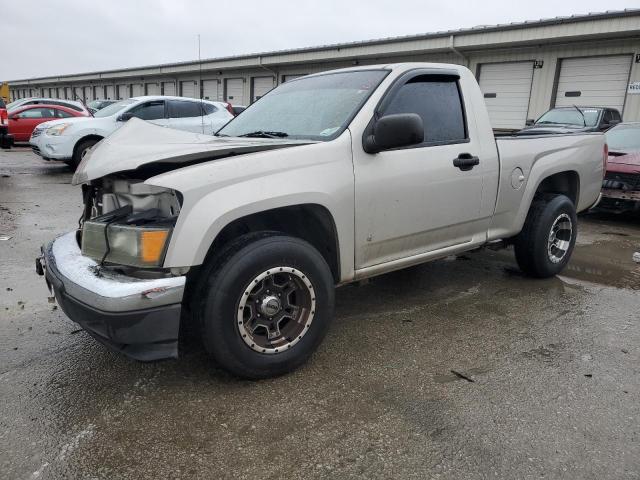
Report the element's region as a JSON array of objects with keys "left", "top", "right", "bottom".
[{"left": 37, "top": 63, "right": 606, "bottom": 378}]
